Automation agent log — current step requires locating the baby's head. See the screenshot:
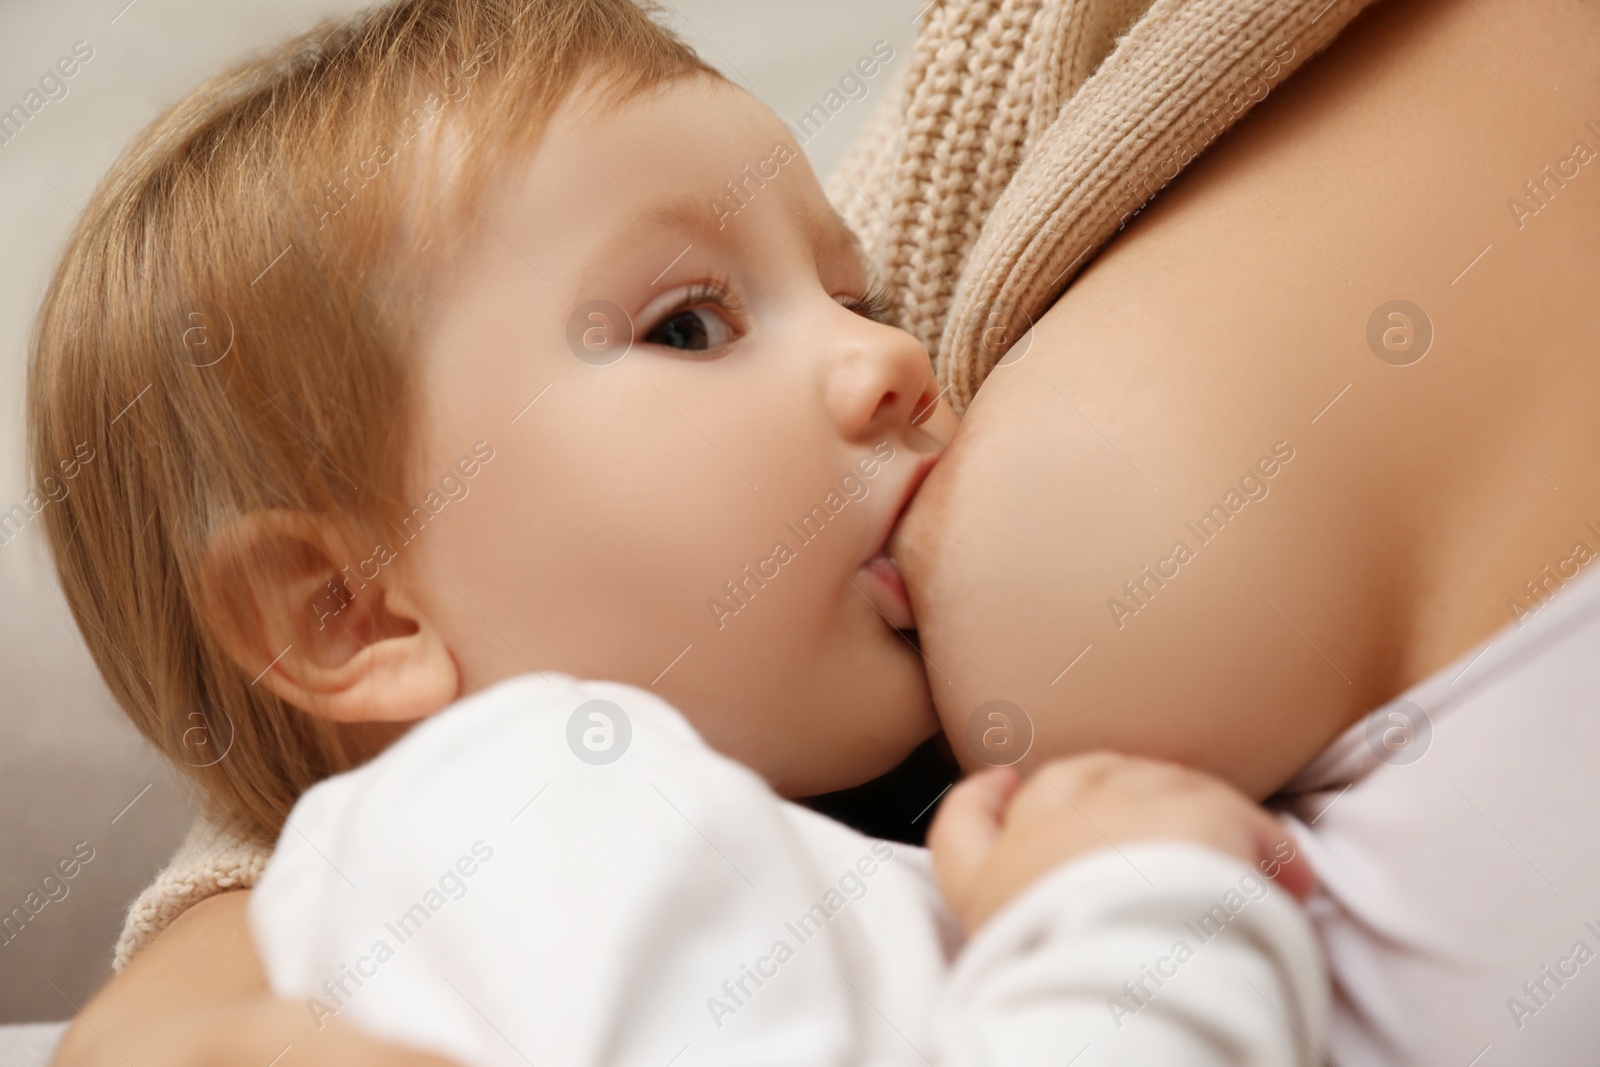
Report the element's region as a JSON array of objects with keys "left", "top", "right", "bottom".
[{"left": 29, "top": 0, "right": 953, "bottom": 846}]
